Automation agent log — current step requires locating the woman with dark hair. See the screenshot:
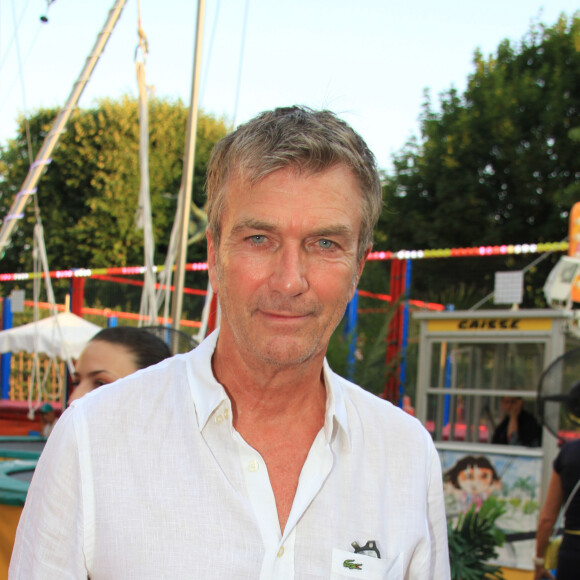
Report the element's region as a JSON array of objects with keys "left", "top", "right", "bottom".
[
  {"left": 68, "top": 326, "right": 171, "bottom": 404},
  {"left": 534, "top": 439, "right": 580, "bottom": 580}
]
